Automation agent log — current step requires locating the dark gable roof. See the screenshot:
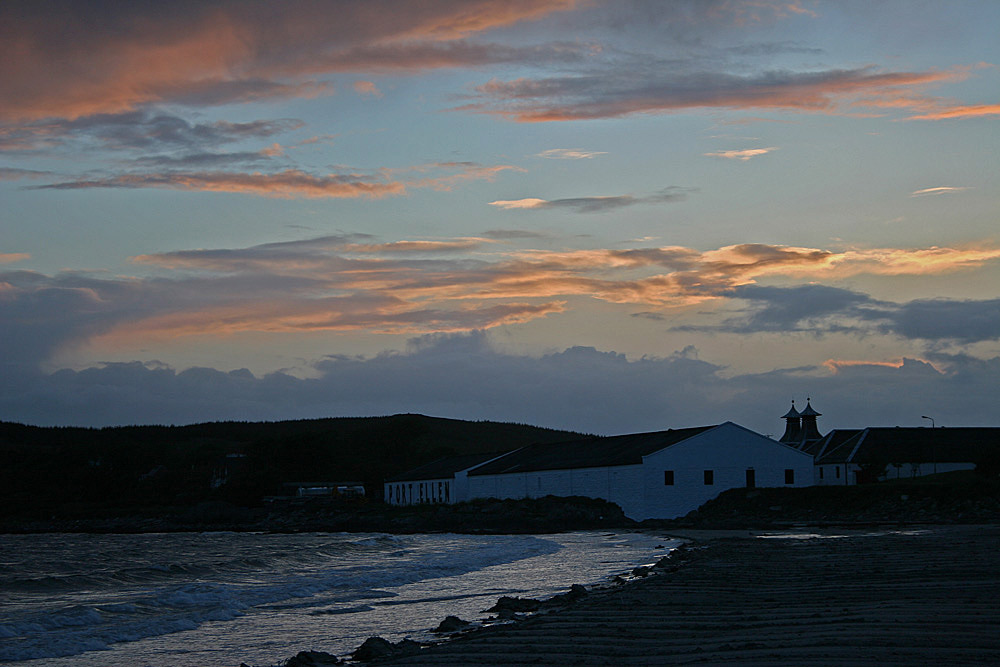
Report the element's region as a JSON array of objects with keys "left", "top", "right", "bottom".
[
  {"left": 805, "top": 429, "right": 863, "bottom": 458},
  {"left": 468, "top": 425, "right": 719, "bottom": 476},
  {"left": 386, "top": 451, "right": 509, "bottom": 482},
  {"left": 817, "top": 427, "right": 1000, "bottom": 464}
]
